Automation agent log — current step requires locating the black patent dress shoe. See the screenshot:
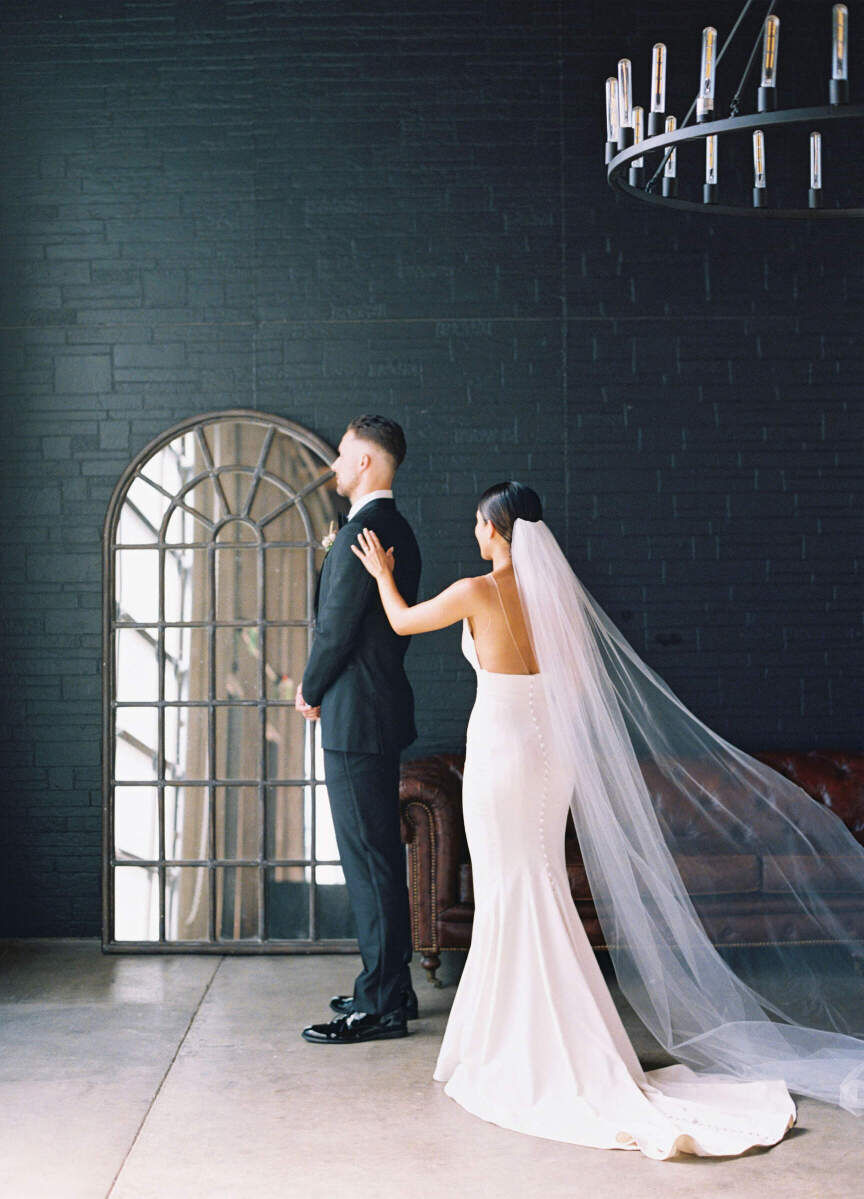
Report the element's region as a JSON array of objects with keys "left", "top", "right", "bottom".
[
  {"left": 301, "top": 1009, "right": 408, "bottom": 1044},
  {"left": 329, "top": 986, "right": 419, "bottom": 1020}
]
